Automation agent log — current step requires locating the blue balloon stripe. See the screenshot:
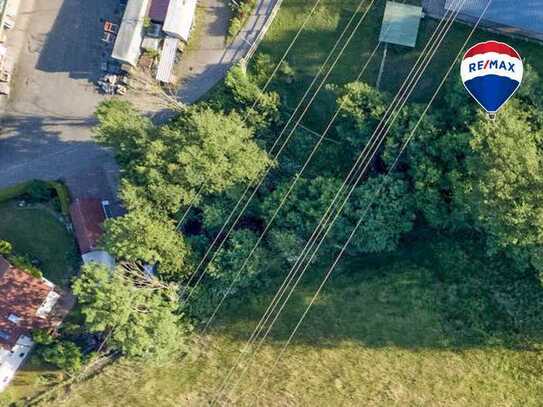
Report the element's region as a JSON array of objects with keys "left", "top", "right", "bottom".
[{"left": 464, "top": 75, "right": 520, "bottom": 113}]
